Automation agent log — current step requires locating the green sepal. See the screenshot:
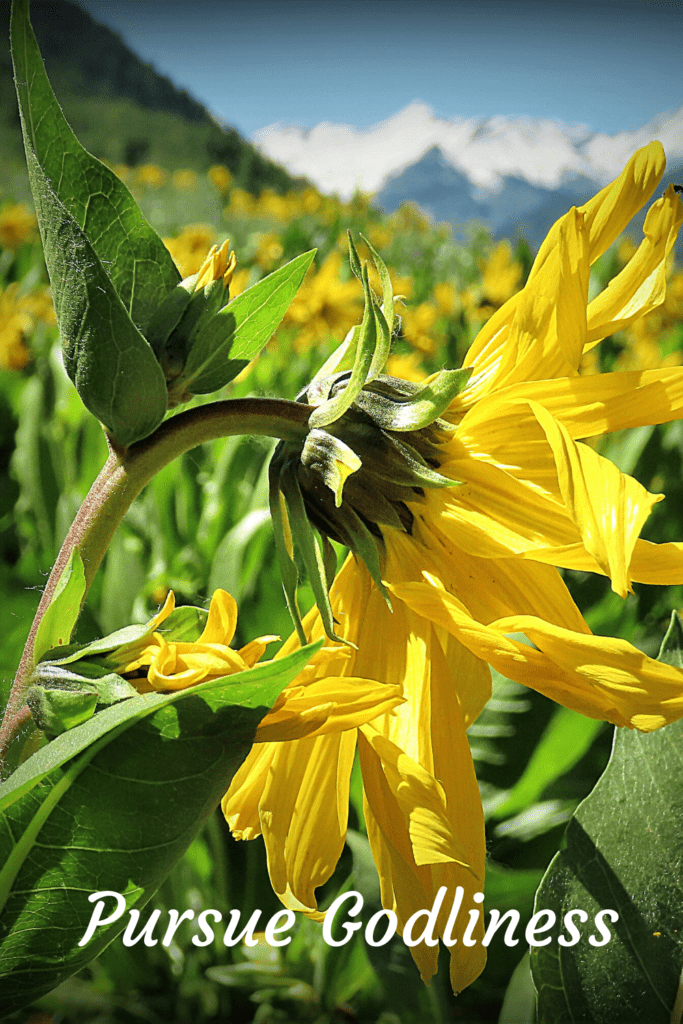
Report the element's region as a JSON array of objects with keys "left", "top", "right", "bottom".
[
  {"left": 300, "top": 428, "right": 362, "bottom": 507},
  {"left": 341, "top": 508, "right": 391, "bottom": 611},
  {"left": 360, "top": 232, "right": 395, "bottom": 339},
  {"left": 356, "top": 367, "right": 472, "bottom": 432},
  {"left": 269, "top": 454, "right": 307, "bottom": 647},
  {"left": 280, "top": 464, "right": 348, "bottom": 646},
  {"left": 309, "top": 264, "right": 377, "bottom": 430},
  {"left": 26, "top": 682, "right": 98, "bottom": 736},
  {"left": 656, "top": 610, "right": 683, "bottom": 669},
  {"left": 33, "top": 549, "right": 86, "bottom": 664},
  {"left": 177, "top": 250, "right": 316, "bottom": 397}
]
